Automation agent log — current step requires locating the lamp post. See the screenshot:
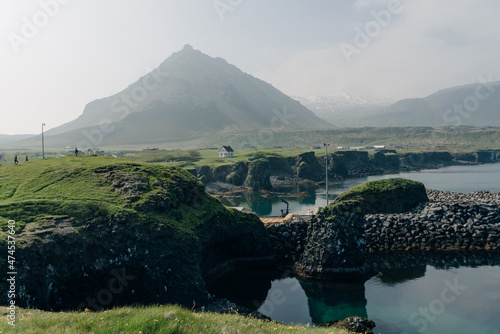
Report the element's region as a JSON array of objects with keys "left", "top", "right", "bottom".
[
  {"left": 42, "top": 123, "right": 45, "bottom": 159},
  {"left": 324, "top": 143, "right": 329, "bottom": 206}
]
